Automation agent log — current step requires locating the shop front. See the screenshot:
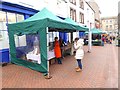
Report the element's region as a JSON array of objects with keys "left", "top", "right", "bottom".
[{"left": 0, "top": 1, "right": 38, "bottom": 64}]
